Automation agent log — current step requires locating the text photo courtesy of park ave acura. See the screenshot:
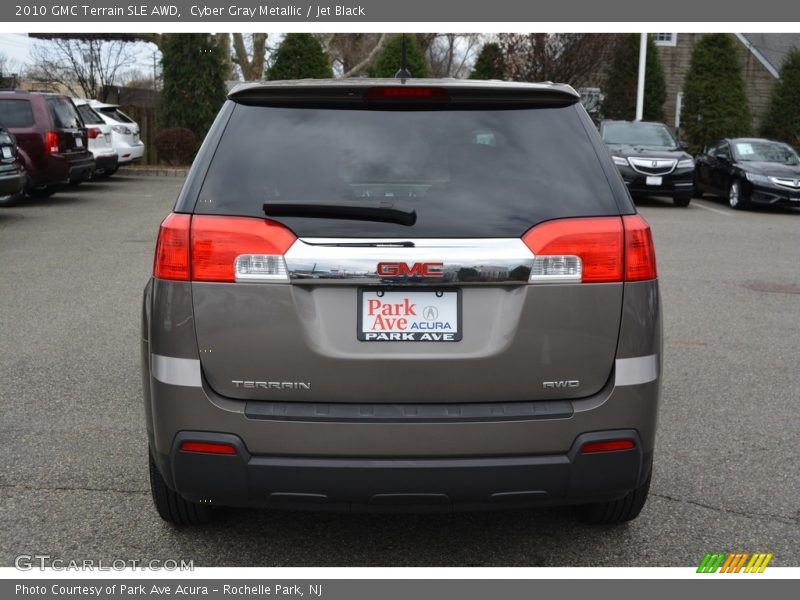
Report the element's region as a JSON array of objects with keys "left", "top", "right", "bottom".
[{"left": 0, "top": 25, "right": 799, "bottom": 573}]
